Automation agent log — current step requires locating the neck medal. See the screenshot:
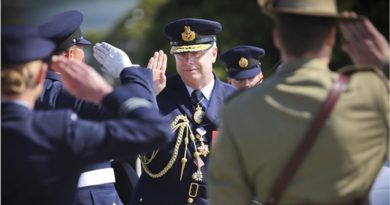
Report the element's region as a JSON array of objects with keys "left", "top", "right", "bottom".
[{"left": 193, "top": 104, "right": 205, "bottom": 124}]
